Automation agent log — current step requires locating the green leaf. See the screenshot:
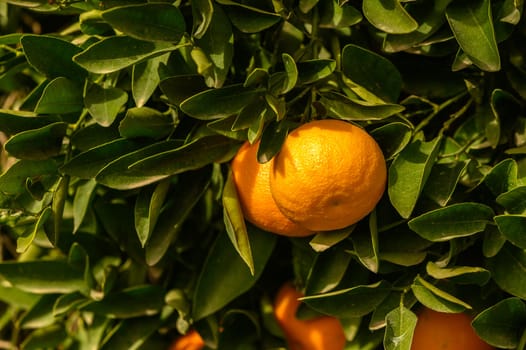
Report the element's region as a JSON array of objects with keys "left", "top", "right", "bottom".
[
  {"left": 4, "top": 122, "right": 68, "bottom": 160},
  {"left": 497, "top": 186, "right": 526, "bottom": 214},
  {"left": 0, "top": 260, "right": 87, "bottom": 294},
  {"left": 100, "top": 316, "right": 162, "bottom": 350},
  {"left": 472, "top": 298, "right": 526, "bottom": 349},
  {"left": 279, "top": 53, "right": 298, "bottom": 94},
  {"left": 296, "top": 59, "right": 336, "bottom": 85},
  {"left": 352, "top": 211, "right": 380, "bottom": 273},
  {"left": 257, "top": 120, "right": 289, "bottom": 163},
  {"left": 180, "top": 84, "right": 265, "bottom": 120},
  {"left": 320, "top": 92, "right": 404, "bottom": 121},
  {"left": 487, "top": 244, "right": 526, "bottom": 299},
  {"left": 192, "top": 3, "right": 233, "bottom": 88},
  {"left": 21, "top": 34, "right": 87, "bottom": 81},
  {"left": 319, "top": 0, "right": 362, "bottom": 28},
  {"left": 423, "top": 161, "right": 468, "bottom": 207},
  {"left": 17, "top": 207, "right": 52, "bottom": 254},
  {"left": 160, "top": 74, "right": 208, "bottom": 106},
  {"left": 192, "top": 224, "right": 276, "bottom": 320},
  {"left": 0, "top": 284, "right": 40, "bottom": 309},
  {"left": 305, "top": 248, "right": 352, "bottom": 295},
  {"left": 342, "top": 44, "right": 402, "bottom": 103},
  {"left": 191, "top": 0, "right": 214, "bottom": 38},
  {"left": 484, "top": 158, "right": 518, "bottom": 196},
  {"left": 383, "top": 0, "right": 453, "bottom": 53},
  {"left": 35, "top": 77, "right": 83, "bottom": 114},
  {"left": 127, "top": 135, "right": 240, "bottom": 177},
  {"left": 411, "top": 275, "right": 471, "bottom": 313},
  {"left": 73, "top": 179, "right": 97, "bottom": 233},
  {"left": 20, "top": 294, "right": 58, "bottom": 329},
  {"left": 301, "top": 281, "right": 391, "bottom": 318},
  {"left": 0, "top": 159, "right": 57, "bottom": 195},
  {"left": 134, "top": 179, "right": 171, "bottom": 248},
  {"left": 132, "top": 54, "right": 170, "bottom": 107},
  {"left": 383, "top": 306, "right": 417, "bottom": 350},
  {"left": 0, "top": 110, "right": 60, "bottom": 135},
  {"left": 118, "top": 107, "right": 174, "bottom": 139},
  {"left": 408, "top": 203, "right": 494, "bottom": 242},
  {"left": 95, "top": 140, "right": 183, "bottom": 190},
  {"left": 73, "top": 36, "right": 183, "bottom": 74},
  {"left": 495, "top": 215, "right": 526, "bottom": 249},
  {"left": 446, "top": 0, "right": 500, "bottom": 71},
  {"left": 388, "top": 136, "right": 442, "bottom": 219},
  {"left": 309, "top": 225, "right": 354, "bottom": 252},
  {"left": 371, "top": 122, "right": 412, "bottom": 161},
  {"left": 60, "top": 138, "right": 146, "bottom": 179},
  {"left": 216, "top": 0, "right": 281, "bottom": 33},
  {"left": 362, "top": 0, "right": 418, "bottom": 34},
  {"left": 101, "top": 3, "right": 185, "bottom": 42},
  {"left": 222, "top": 170, "right": 253, "bottom": 275},
  {"left": 20, "top": 324, "right": 68, "bottom": 350},
  {"left": 425, "top": 261, "right": 490, "bottom": 286},
  {"left": 145, "top": 168, "right": 211, "bottom": 266},
  {"left": 82, "top": 285, "right": 165, "bottom": 318},
  {"left": 85, "top": 83, "right": 128, "bottom": 127}
]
